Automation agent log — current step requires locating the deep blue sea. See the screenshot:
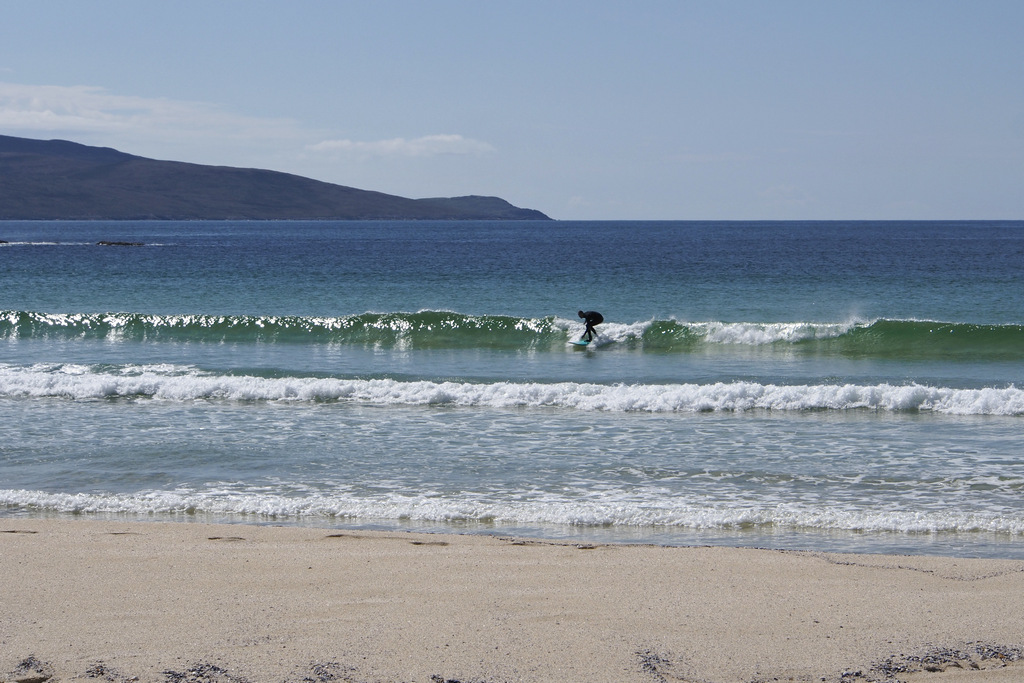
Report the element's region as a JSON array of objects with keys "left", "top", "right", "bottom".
[{"left": 2, "top": 220, "right": 1024, "bottom": 557}]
